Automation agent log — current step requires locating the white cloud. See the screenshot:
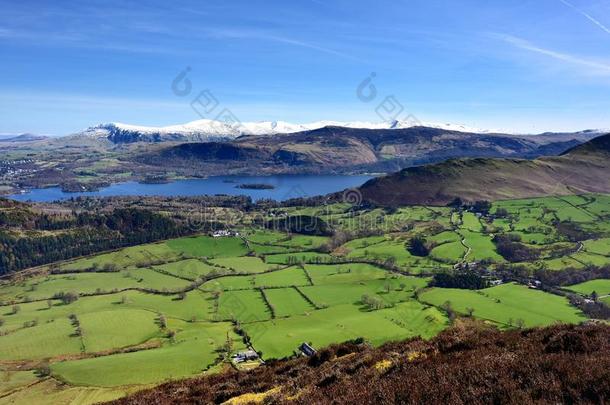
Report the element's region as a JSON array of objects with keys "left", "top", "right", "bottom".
[
  {"left": 558, "top": 0, "right": 610, "bottom": 35},
  {"left": 492, "top": 33, "right": 610, "bottom": 76},
  {"left": 206, "top": 28, "right": 359, "bottom": 61}
]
